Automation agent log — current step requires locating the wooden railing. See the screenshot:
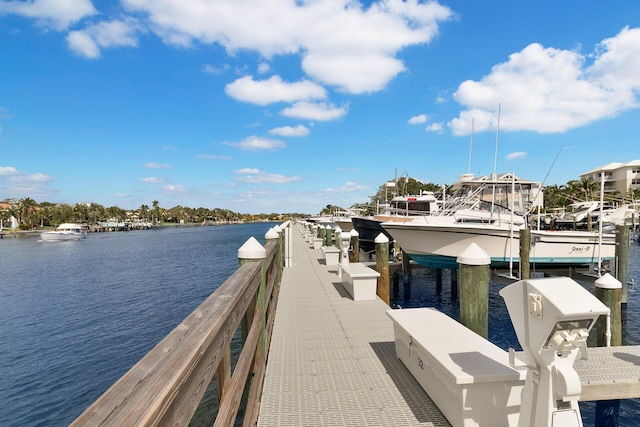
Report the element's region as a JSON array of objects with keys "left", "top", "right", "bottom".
[{"left": 71, "top": 230, "right": 285, "bottom": 427}]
